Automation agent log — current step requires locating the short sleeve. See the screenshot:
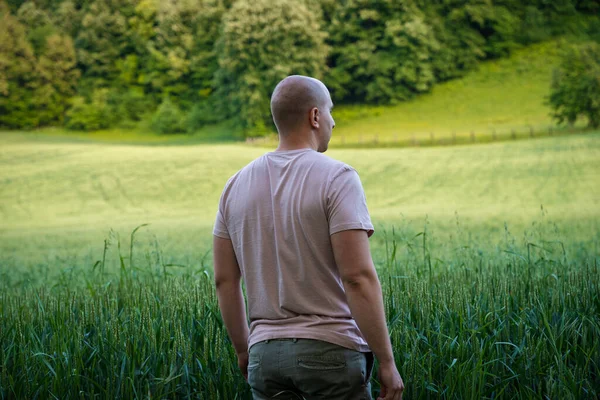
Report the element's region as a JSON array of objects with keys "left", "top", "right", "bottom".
[
  {"left": 213, "top": 209, "right": 230, "bottom": 239},
  {"left": 327, "top": 166, "right": 374, "bottom": 237}
]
